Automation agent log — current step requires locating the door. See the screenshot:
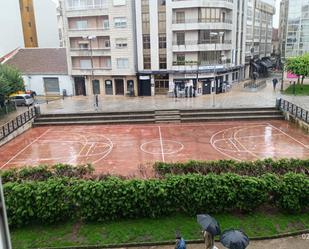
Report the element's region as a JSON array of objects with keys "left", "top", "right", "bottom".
[
  {"left": 115, "top": 79, "right": 124, "bottom": 95},
  {"left": 74, "top": 77, "right": 86, "bottom": 96},
  {"left": 127, "top": 80, "right": 134, "bottom": 96},
  {"left": 92, "top": 80, "right": 100, "bottom": 95},
  {"left": 105, "top": 80, "right": 113, "bottom": 95},
  {"left": 139, "top": 79, "right": 151, "bottom": 96},
  {"left": 202, "top": 79, "right": 211, "bottom": 94},
  {"left": 43, "top": 78, "right": 60, "bottom": 95}
]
